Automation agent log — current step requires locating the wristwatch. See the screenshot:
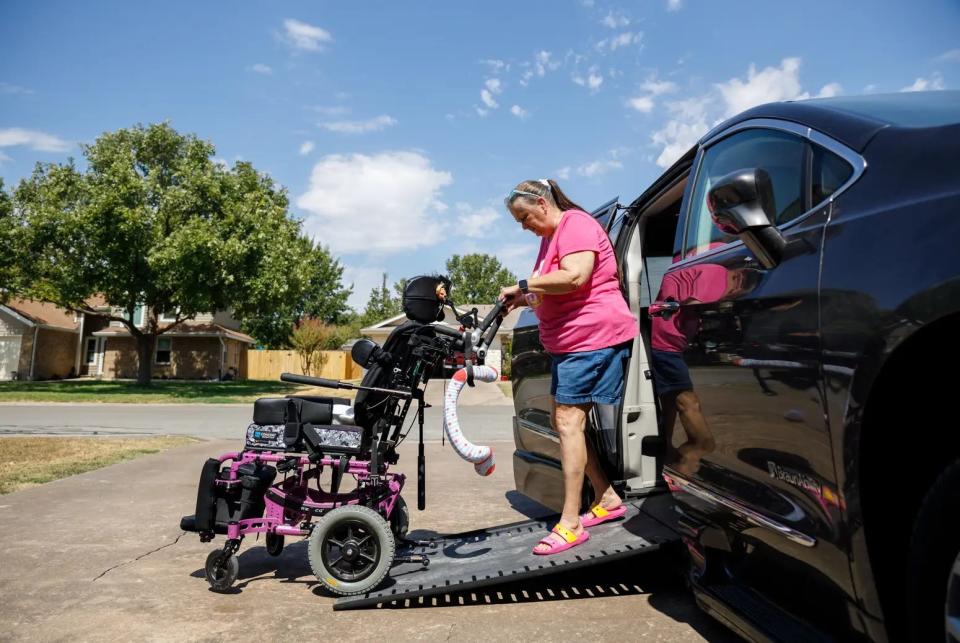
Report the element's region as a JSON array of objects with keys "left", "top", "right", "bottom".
[{"left": 518, "top": 279, "right": 529, "bottom": 294}]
